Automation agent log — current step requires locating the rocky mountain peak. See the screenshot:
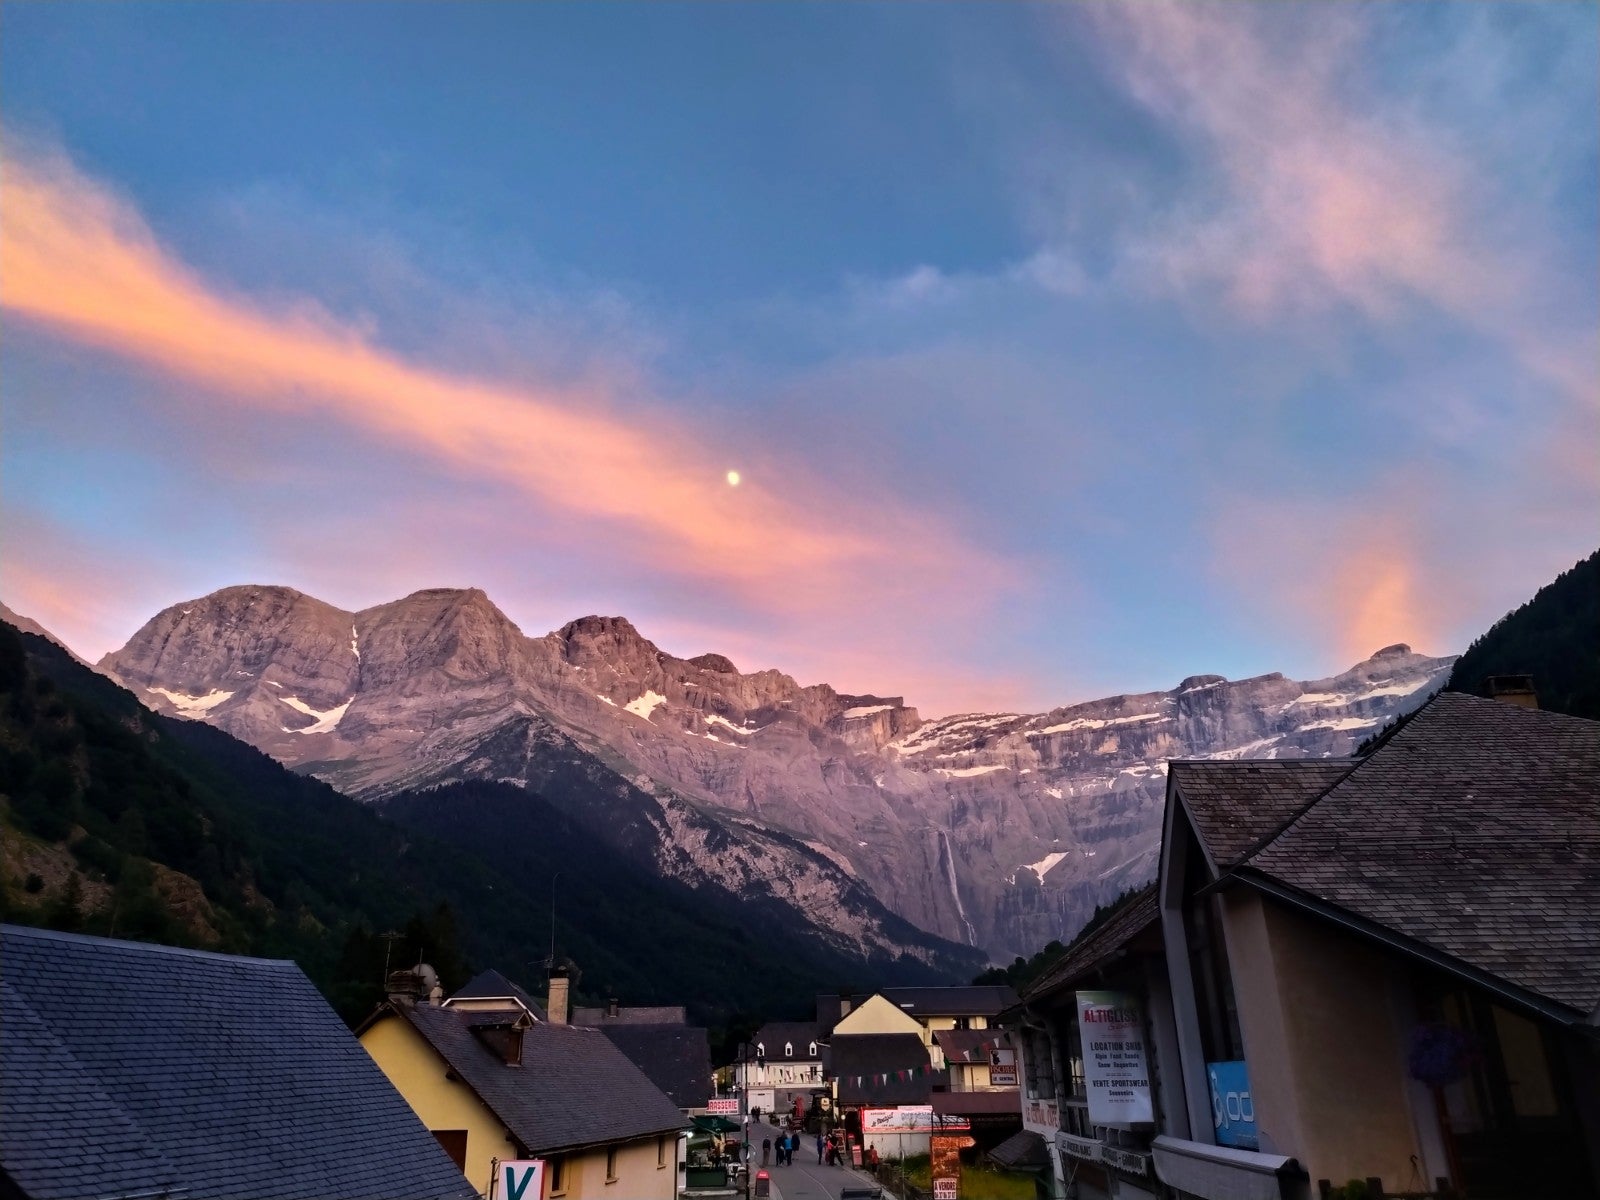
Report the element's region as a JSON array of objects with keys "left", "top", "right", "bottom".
[
  {"left": 689, "top": 653, "right": 738, "bottom": 674},
  {"left": 556, "top": 615, "right": 662, "bottom": 674},
  {"left": 1368, "top": 643, "right": 1413, "bottom": 659}
]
